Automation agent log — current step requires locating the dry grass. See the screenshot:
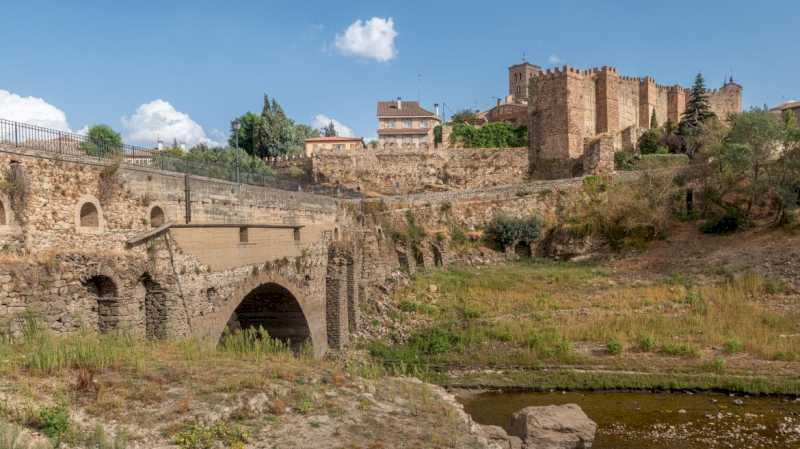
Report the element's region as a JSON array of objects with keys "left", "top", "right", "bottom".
[{"left": 381, "top": 259, "right": 800, "bottom": 374}]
